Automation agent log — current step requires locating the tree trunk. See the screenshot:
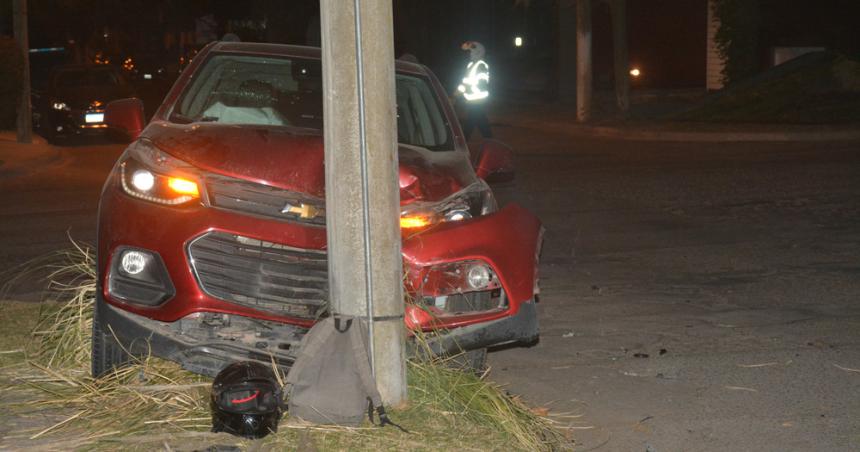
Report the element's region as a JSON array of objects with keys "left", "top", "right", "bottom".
[
  {"left": 576, "top": 0, "right": 592, "bottom": 122},
  {"left": 610, "top": 0, "right": 630, "bottom": 116},
  {"left": 13, "top": 0, "right": 32, "bottom": 144}
]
